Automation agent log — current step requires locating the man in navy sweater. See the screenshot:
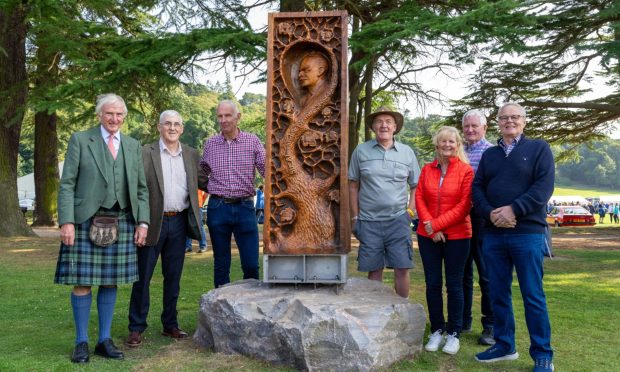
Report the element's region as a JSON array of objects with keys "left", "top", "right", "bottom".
[{"left": 472, "top": 102, "right": 555, "bottom": 372}]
